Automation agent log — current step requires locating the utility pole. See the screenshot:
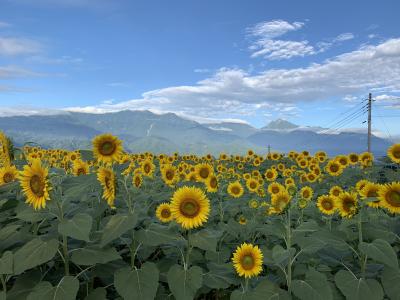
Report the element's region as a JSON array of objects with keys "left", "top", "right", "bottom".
[
  {"left": 367, "top": 93, "right": 372, "bottom": 153},
  {"left": 268, "top": 144, "right": 271, "bottom": 154}
]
